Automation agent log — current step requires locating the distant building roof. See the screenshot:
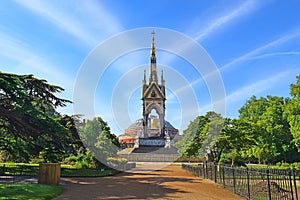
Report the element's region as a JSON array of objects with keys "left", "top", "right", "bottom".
[{"left": 127, "top": 118, "right": 176, "bottom": 130}]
